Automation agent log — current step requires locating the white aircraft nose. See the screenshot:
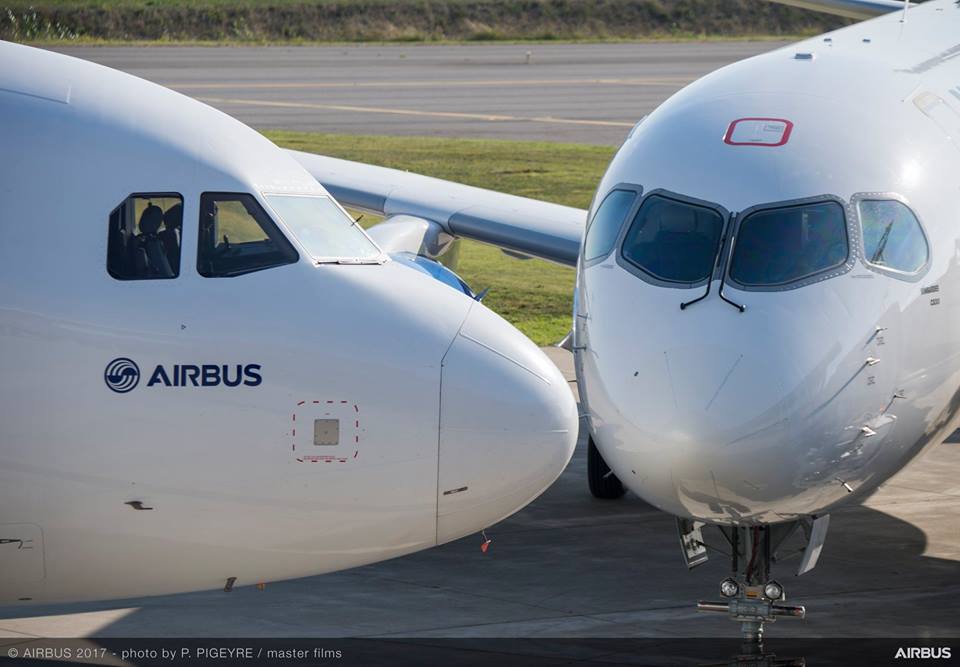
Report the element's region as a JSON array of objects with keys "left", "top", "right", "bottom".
[
  {"left": 436, "top": 304, "right": 578, "bottom": 544},
  {"left": 597, "top": 340, "right": 798, "bottom": 522},
  {"left": 594, "top": 319, "right": 902, "bottom": 523}
]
